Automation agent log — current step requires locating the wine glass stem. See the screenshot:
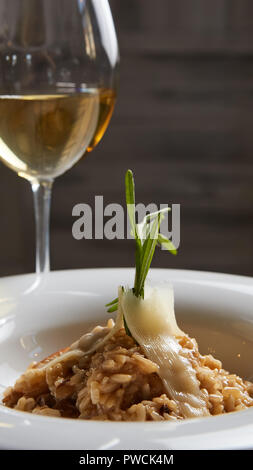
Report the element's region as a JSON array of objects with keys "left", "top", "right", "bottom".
[{"left": 31, "top": 179, "right": 53, "bottom": 276}]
